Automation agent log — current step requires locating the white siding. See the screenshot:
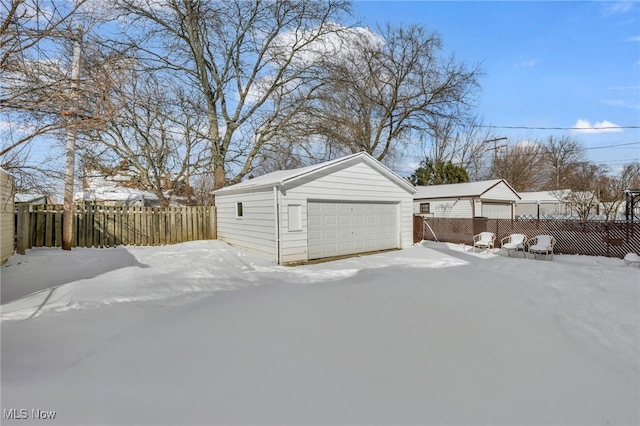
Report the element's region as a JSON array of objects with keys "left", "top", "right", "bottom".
[
  {"left": 280, "top": 161, "right": 413, "bottom": 264},
  {"left": 515, "top": 202, "right": 538, "bottom": 217},
  {"left": 215, "top": 189, "right": 276, "bottom": 260},
  {"left": 474, "top": 198, "right": 482, "bottom": 217},
  {"left": 515, "top": 201, "right": 567, "bottom": 218},
  {"left": 1, "top": 170, "right": 14, "bottom": 264},
  {"left": 414, "top": 198, "right": 473, "bottom": 218},
  {"left": 481, "top": 181, "right": 519, "bottom": 202}
]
